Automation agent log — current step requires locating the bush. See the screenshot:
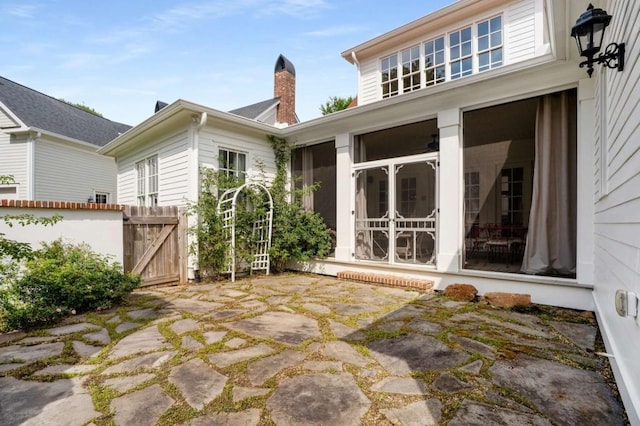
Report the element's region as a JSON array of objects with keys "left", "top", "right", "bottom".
[{"left": 0, "top": 240, "right": 140, "bottom": 331}]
